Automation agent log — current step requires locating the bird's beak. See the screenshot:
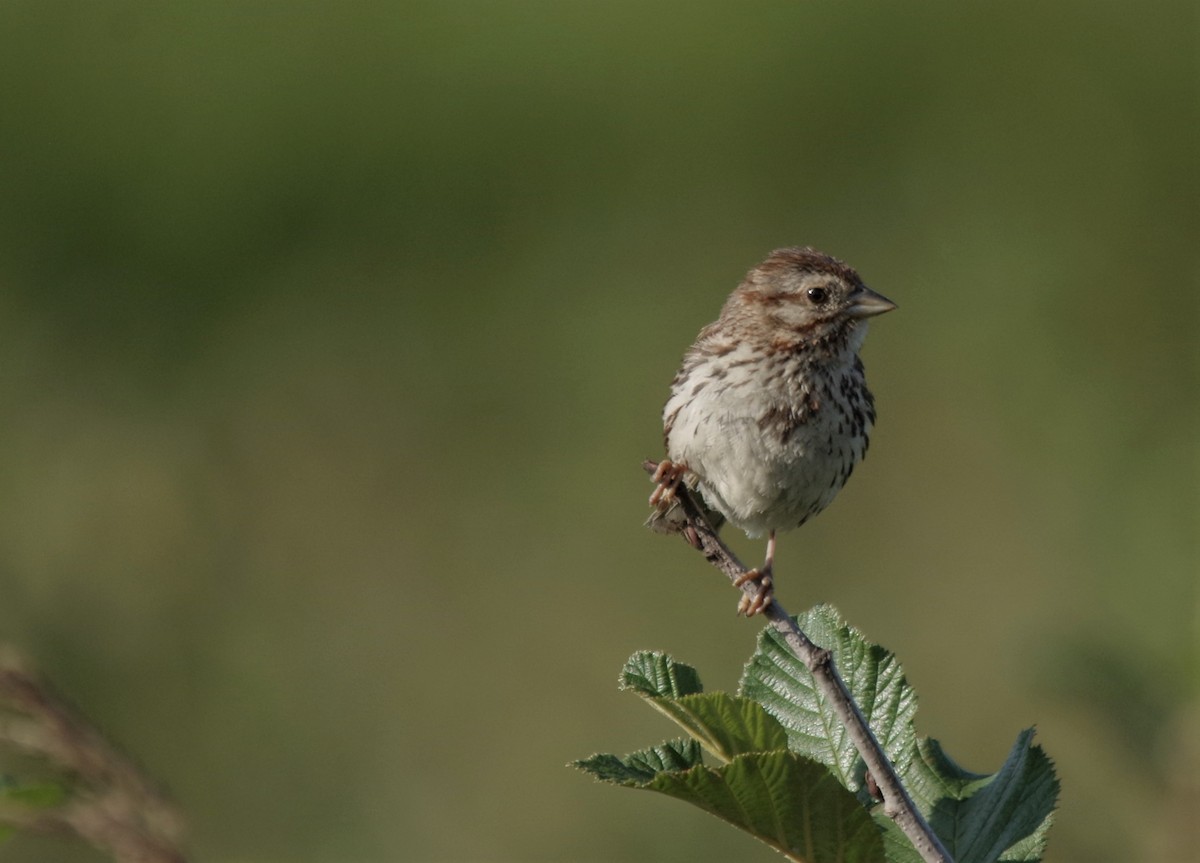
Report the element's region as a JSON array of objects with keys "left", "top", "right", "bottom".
[{"left": 846, "top": 286, "right": 897, "bottom": 319}]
